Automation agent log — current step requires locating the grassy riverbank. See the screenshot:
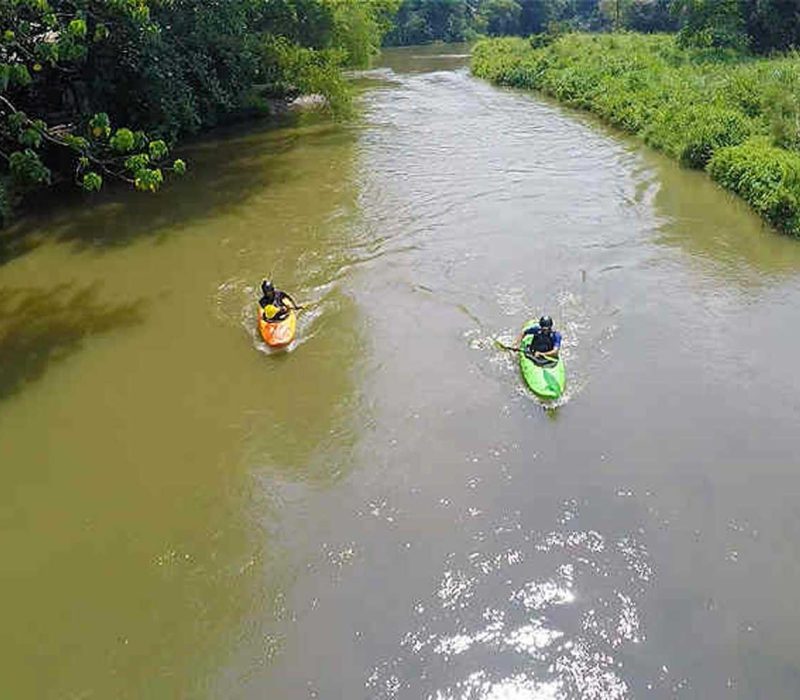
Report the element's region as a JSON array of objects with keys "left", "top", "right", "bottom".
[{"left": 472, "top": 33, "right": 800, "bottom": 237}]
